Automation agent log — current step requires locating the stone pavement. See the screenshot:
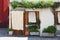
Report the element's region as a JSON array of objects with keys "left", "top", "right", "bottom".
[
  {"left": 28, "top": 36, "right": 60, "bottom": 40},
  {"left": 0, "top": 28, "right": 60, "bottom": 40},
  {"left": 0, "top": 28, "right": 8, "bottom": 37}
]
